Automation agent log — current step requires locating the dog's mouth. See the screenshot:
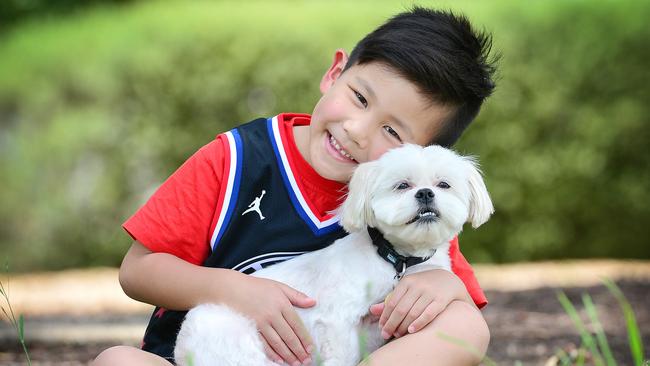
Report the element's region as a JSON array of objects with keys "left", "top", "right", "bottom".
[{"left": 406, "top": 207, "right": 440, "bottom": 225}]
